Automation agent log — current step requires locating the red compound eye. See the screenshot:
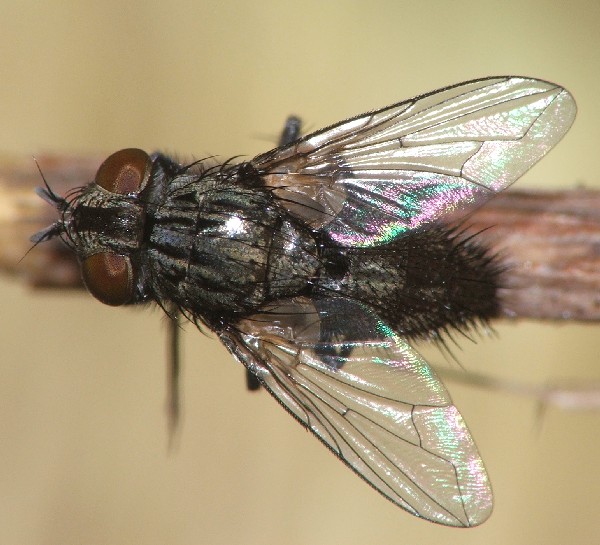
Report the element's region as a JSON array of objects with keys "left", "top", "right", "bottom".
[
  {"left": 81, "top": 252, "right": 134, "bottom": 306},
  {"left": 94, "top": 148, "right": 151, "bottom": 195}
]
